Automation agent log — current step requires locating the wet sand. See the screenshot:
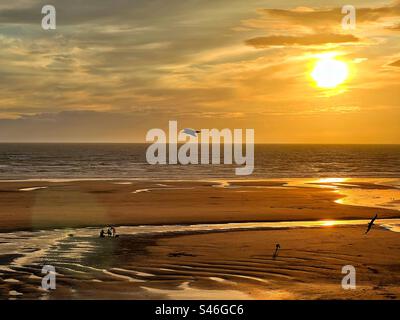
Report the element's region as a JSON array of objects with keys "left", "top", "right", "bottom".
[
  {"left": 135, "top": 226, "right": 400, "bottom": 300},
  {"left": 2, "top": 225, "right": 400, "bottom": 300},
  {"left": 0, "top": 178, "right": 399, "bottom": 299}
]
